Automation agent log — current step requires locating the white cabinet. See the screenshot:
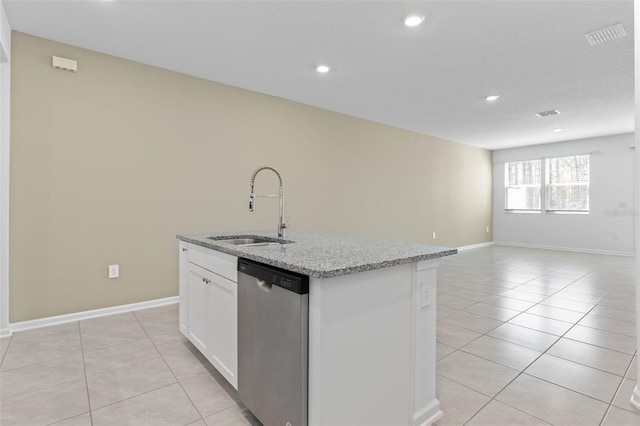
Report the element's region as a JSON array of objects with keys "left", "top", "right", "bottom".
[
  {"left": 179, "top": 243, "right": 238, "bottom": 389},
  {"left": 207, "top": 270, "right": 237, "bottom": 385},
  {"left": 187, "top": 263, "right": 212, "bottom": 354},
  {"left": 307, "top": 260, "right": 442, "bottom": 426}
]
